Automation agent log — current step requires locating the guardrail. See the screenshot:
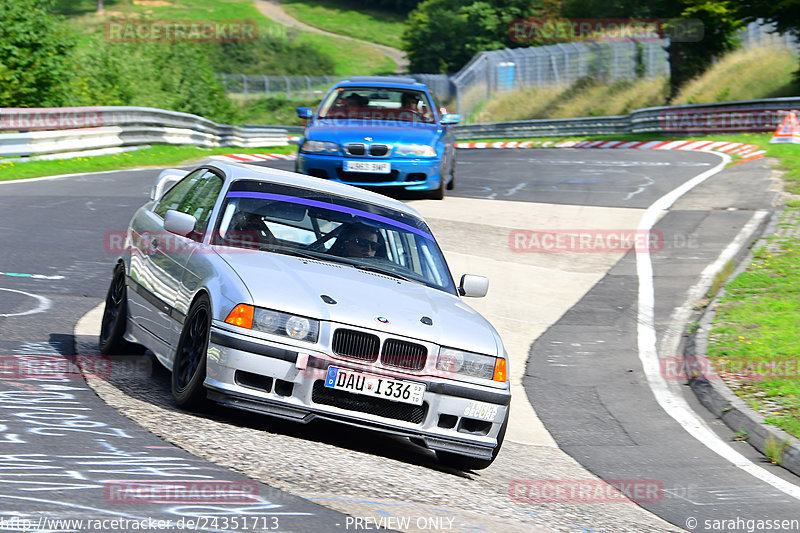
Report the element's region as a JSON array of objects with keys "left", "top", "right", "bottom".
[
  {"left": 454, "top": 97, "right": 800, "bottom": 140},
  {"left": 0, "top": 106, "right": 291, "bottom": 158},
  {"left": 2, "top": 98, "right": 800, "bottom": 159}
]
